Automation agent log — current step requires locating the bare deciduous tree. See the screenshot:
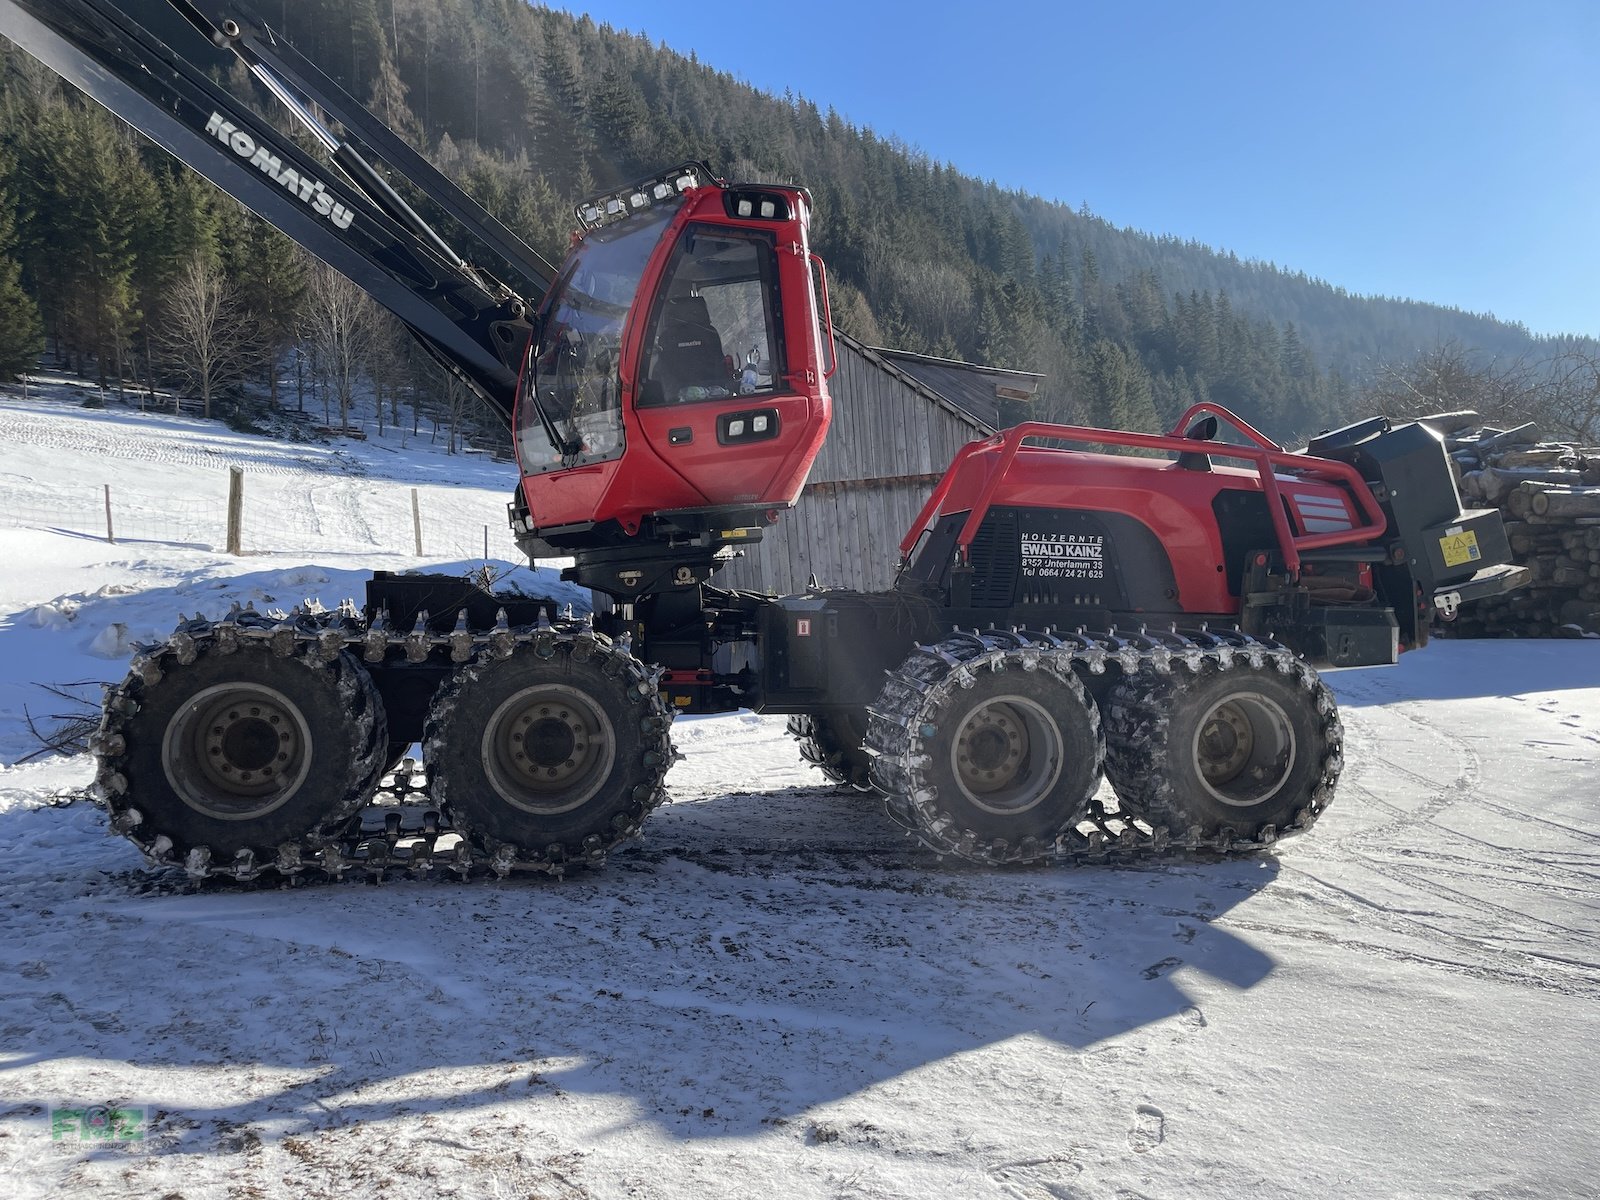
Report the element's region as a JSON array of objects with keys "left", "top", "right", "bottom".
[
  {"left": 1544, "top": 348, "right": 1600, "bottom": 444},
  {"left": 1361, "top": 341, "right": 1600, "bottom": 444},
  {"left": 367, "top": 312, "right": 418, "bottom": 441},
  {"left": 303, "top": 259, "right": 381, "bottom": 432},
  {"left": 1365, "top": 342, "right": 1533, "bottom": 425},
  {"left": 154, "top": 253, "right": 256, "bottom": 418}
]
